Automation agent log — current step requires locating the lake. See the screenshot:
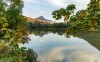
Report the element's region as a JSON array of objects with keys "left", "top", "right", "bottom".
[{"left": 20, "top": 29, "right": 100, "bottom": 62}]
